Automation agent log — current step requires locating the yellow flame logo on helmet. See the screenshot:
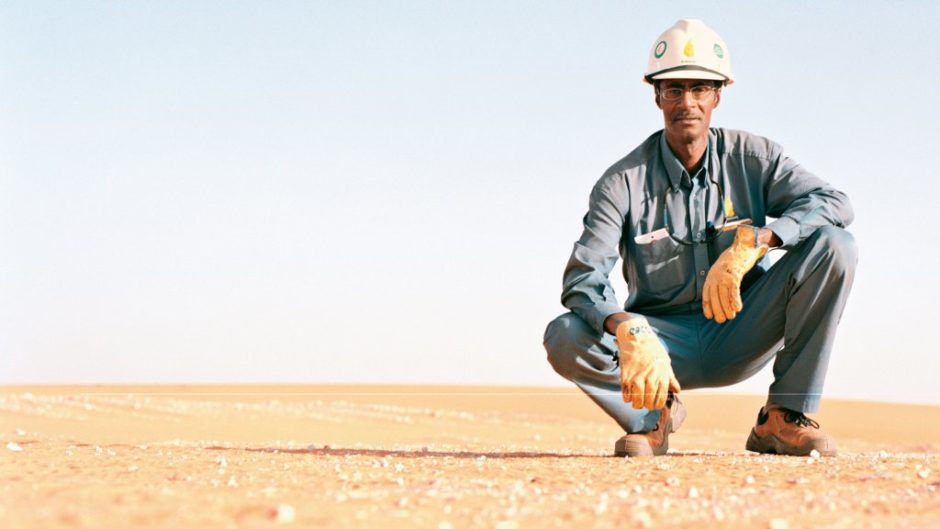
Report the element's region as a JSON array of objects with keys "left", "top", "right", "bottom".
[{"left": 683, "top": 40, "right": 695, "bottom": 57}]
